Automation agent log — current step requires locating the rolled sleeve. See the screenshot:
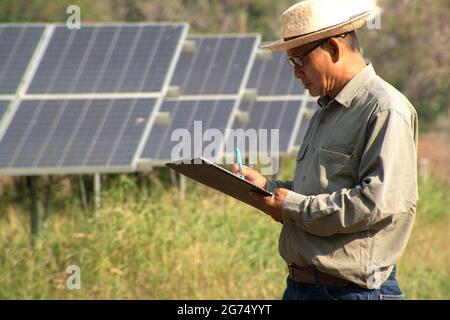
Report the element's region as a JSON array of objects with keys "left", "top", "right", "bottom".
[{"left": 281, "top": 190, "right": 308, "bottom": 225}]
